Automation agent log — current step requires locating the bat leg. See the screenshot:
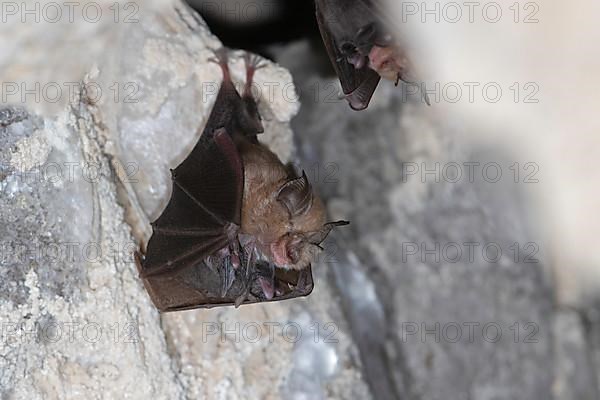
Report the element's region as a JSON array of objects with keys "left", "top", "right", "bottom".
[
  {"left": 208, "top": 47, "right": 231, "bottom": 82},
  {"left": 243, "top": 52, "right": 266, "bottom": 98}
]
